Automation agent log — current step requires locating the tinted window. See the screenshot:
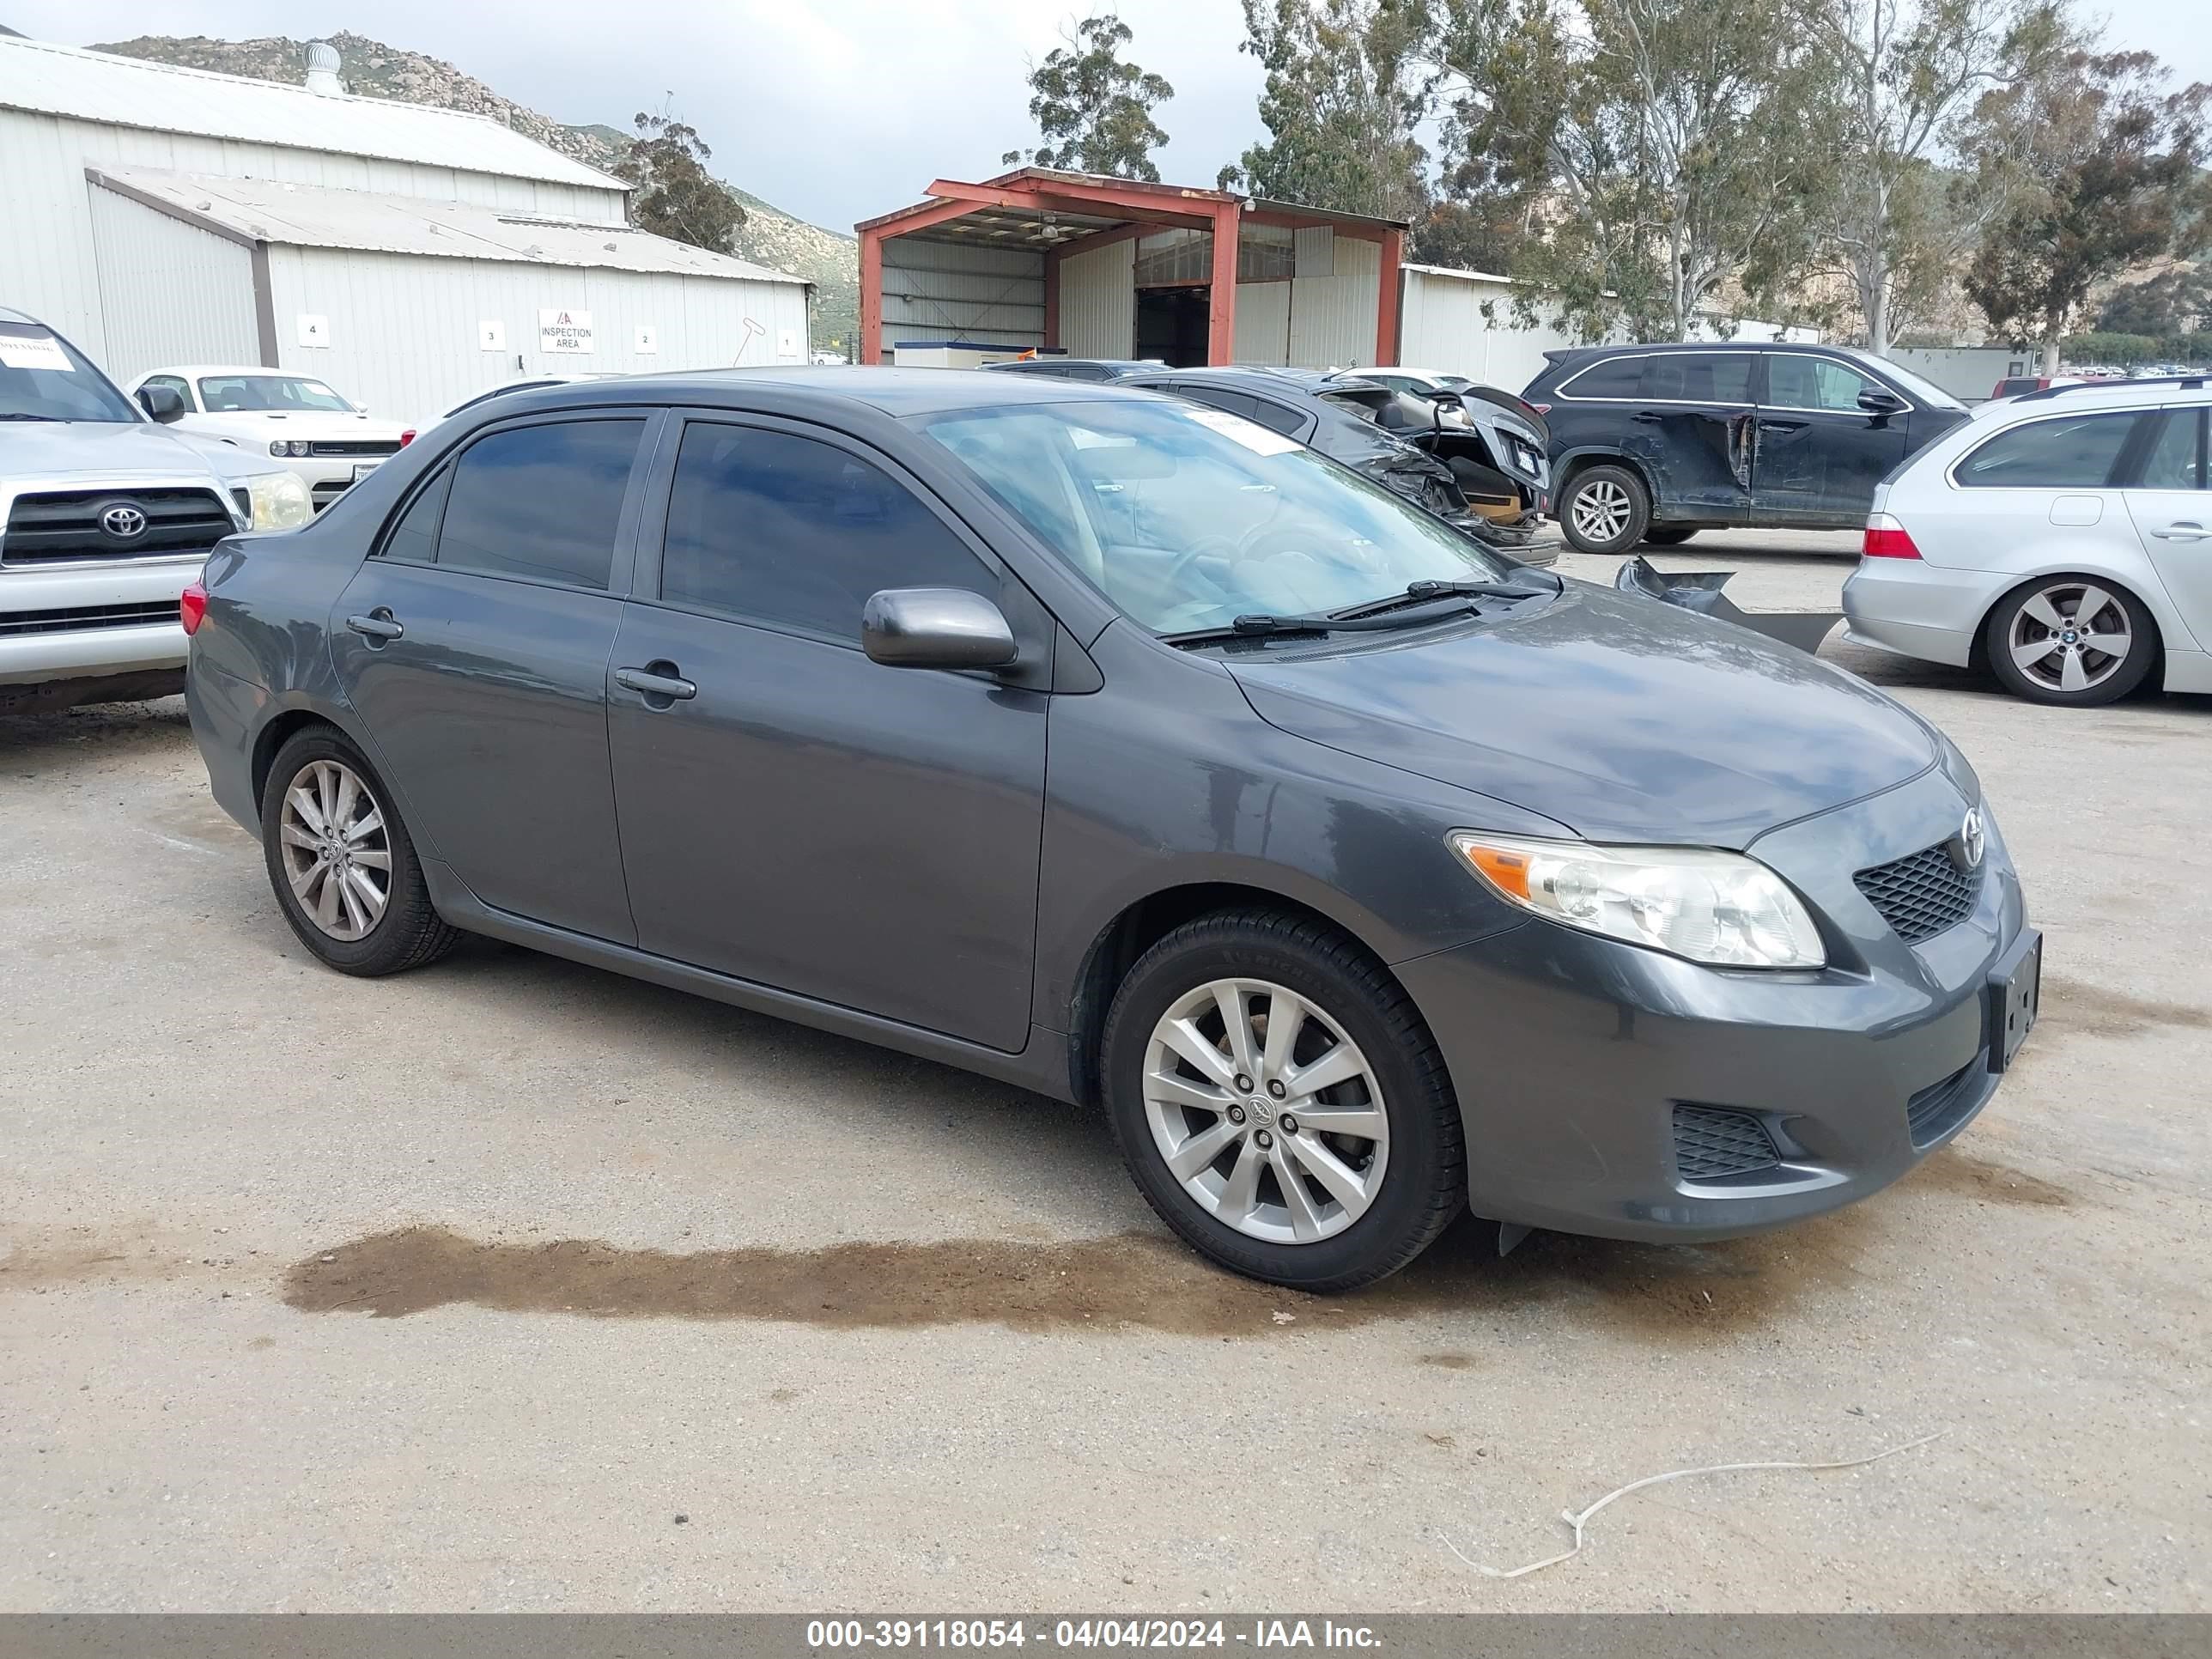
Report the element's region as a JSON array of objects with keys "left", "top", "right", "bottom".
[
  {"left": 1172, "top": 386, "right": 1265, "bottom": 422},
  {"left": 382, "top": 466, "right": 450, "bottom": 565},
  {"left": 2137, "top": 410, "right": 2205, "bottom": 489},
  {"left": 1765, "top": 355, "right": 1880, "bottom": 412},
  {"left": 660, "top": 423, "right": 993, "bottom": 643},
  {"left": 1560, "top": 356, "right": 1645, "bottom": 398},
  {"left": 1956, "top": 412, "right": 2141, "bottom": 489},
  {"left": 1643, "top": 353, "right": 1753, "bottom": 403},
  {"left": 1241, "top": 396, "right": 1309, "bottom": 437},
  {"left": 436, "top": 418, "right": 644, "bottom": 588},
  {"left": 1994, "top": 379, "right": 2042, "bottom": 398}
]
